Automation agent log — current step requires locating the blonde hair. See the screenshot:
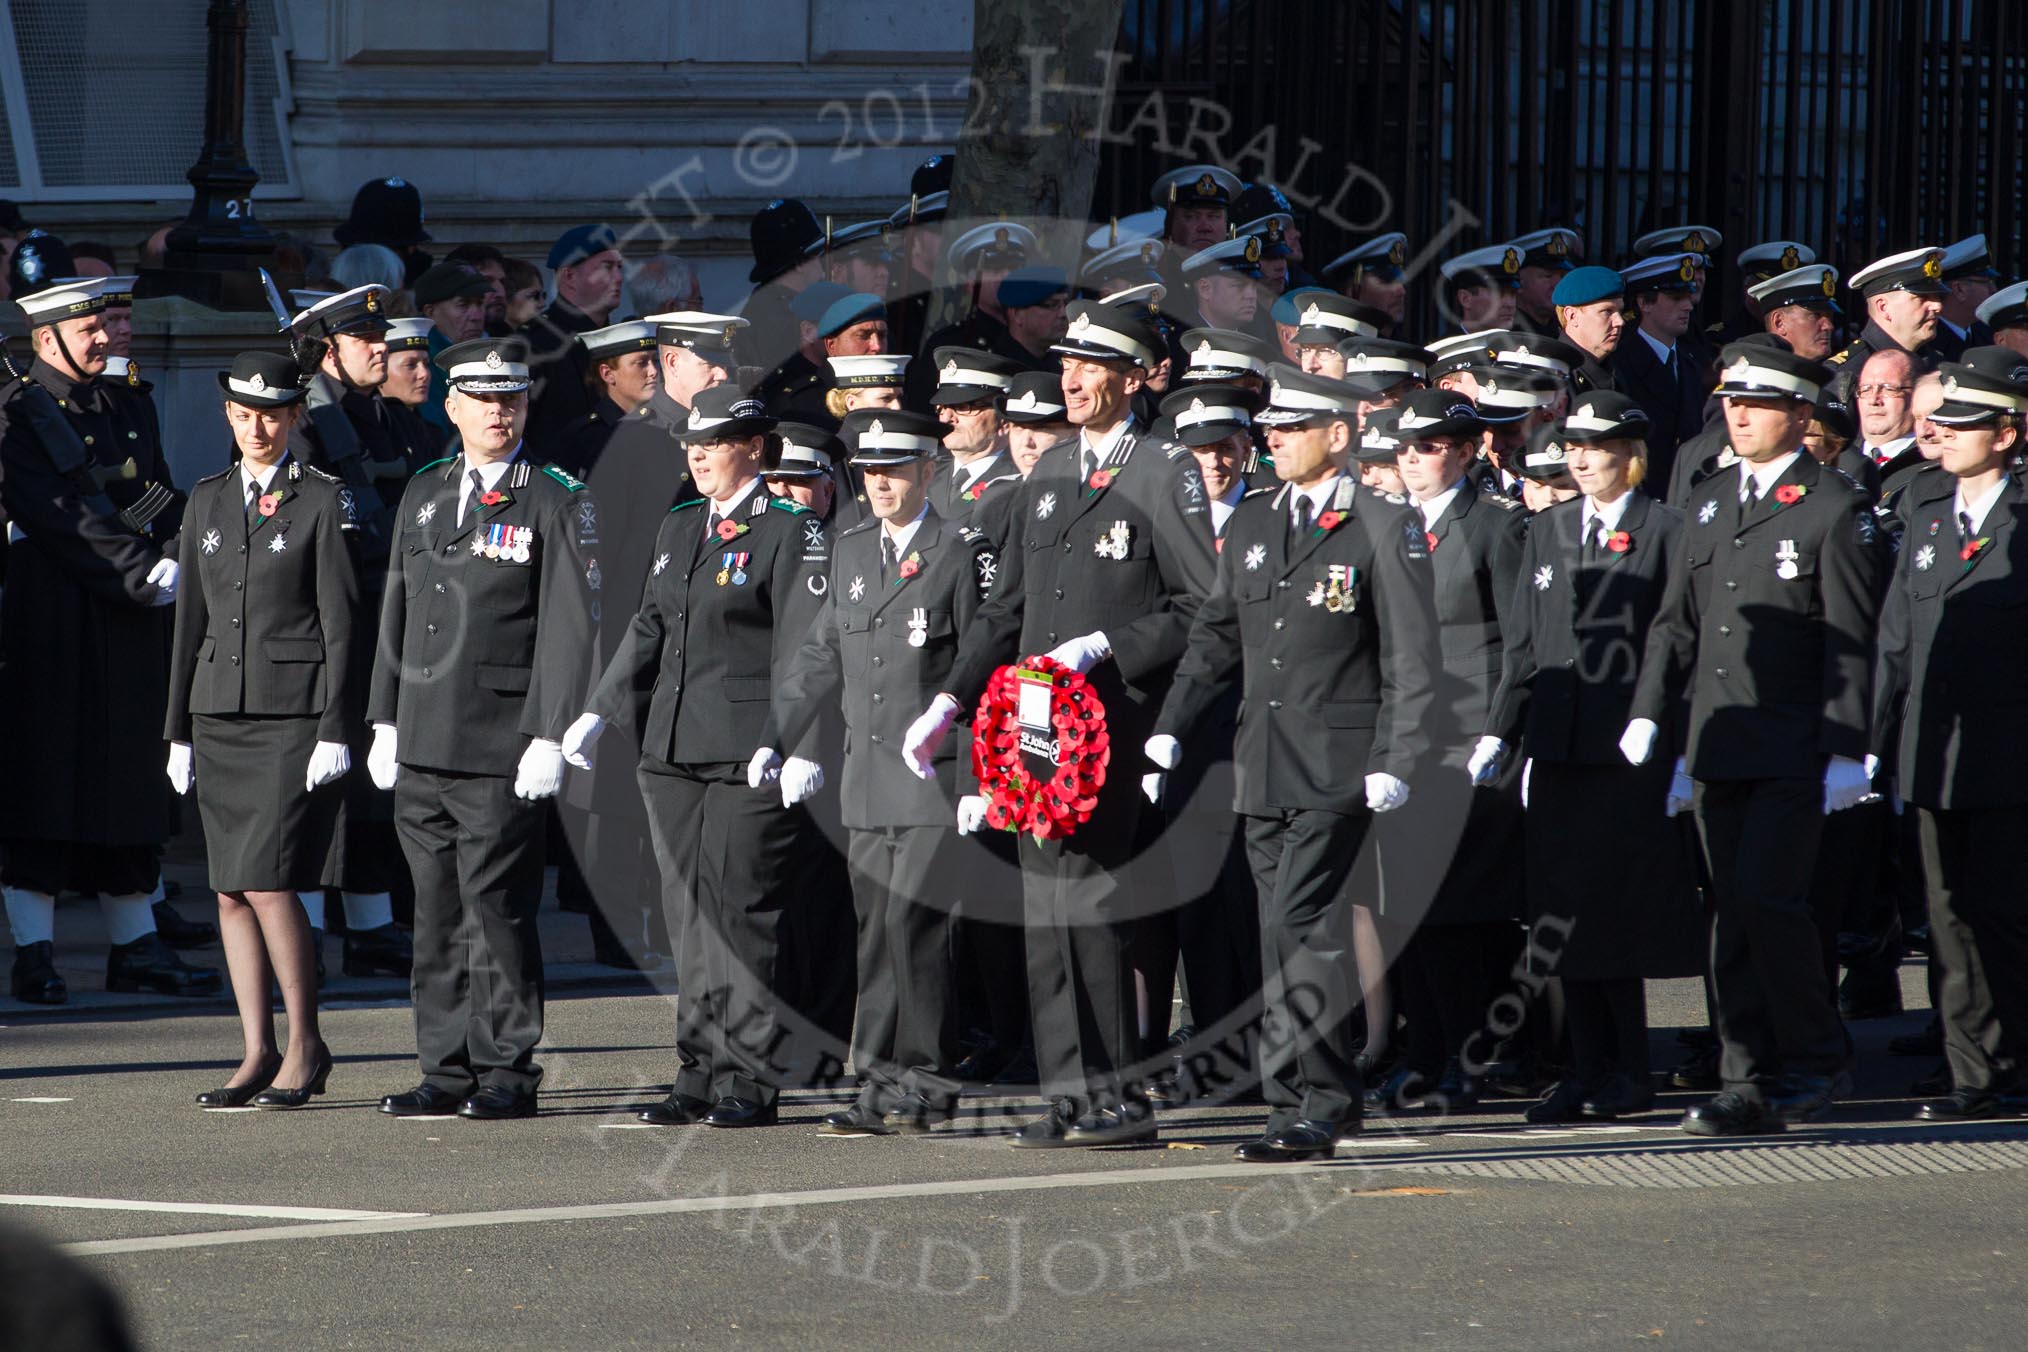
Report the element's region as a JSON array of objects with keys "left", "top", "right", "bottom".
[{"left": 823, "top": 386, "right": 852, "bottom": 420}]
